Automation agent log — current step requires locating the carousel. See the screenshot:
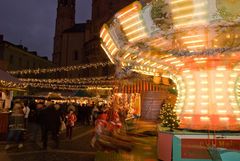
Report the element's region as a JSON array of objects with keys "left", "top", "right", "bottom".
[{"left": 100, "top": 0, "right": 240, "bottom": 160}]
